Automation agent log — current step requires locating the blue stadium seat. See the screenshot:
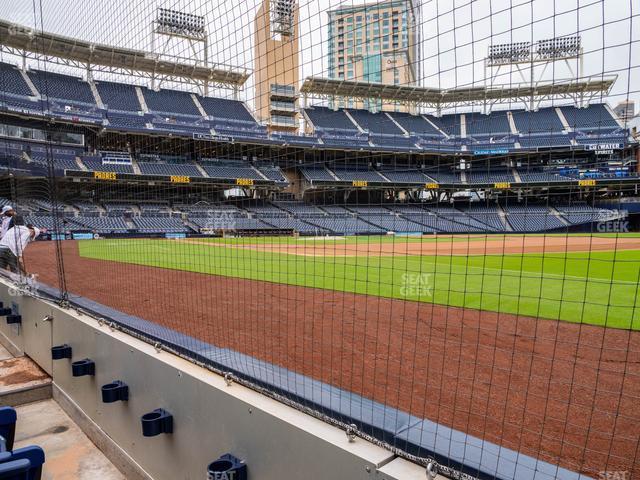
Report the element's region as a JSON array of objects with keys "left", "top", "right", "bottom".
[
  {"left": 379, "top": 169, "right": 431, "bottom": 183},
  {"left": 518, "top": 134, "right": 572, "bottom": 148},
  {"left": 433, "top": 114, "right": 461, "bottom": 136},
  {"left": 0, "top": 408, "right": 16, "bottom": 452},
  {"left": 347, "top": 109, "right": 403, "bottom": 135},
  {"left": 305, "top": 106, "right": 359, "bottom": 132},
  {"left": 201, "top": 161, "right": 263, "bottom": 180},
  {"left": 27, "top": 70, "right": 95, "bottom": 105},
  {"left": 0, "top": 63, "right": 33, "bottom": 97},
  {"left": 94, "top": 81, "right": 142, "bottom": 111},
  {"left": 0, "top": 446, "right": 45, "bottom": 480},
  {"left": 389, "top": 112, "right": 444, "bottom": 137},
  {"left": 512, "top": 107, "right": 563, "bottom": 134},
  {"left": 198, "top": 96, "right": 257, "bottom": 123},
  {"left": 106, "top": 113, "right": 148, "bottom": 130},
  {"left": 133, "top": 217, "right": 188, "bottom": 234},
  {"left": 142, "top": 88, "right": 201, "bottom": 116},
  {"left": 138, "top": 161, "right": 202, "bottom": 177},
  {"left": 300, "top": 167, "right": 336, "bottom": 182},
  {"left": 561, "top": 104, "right": 620, "bottom": 132},
  {"left": 466, "top": 111, "right": 511, "bottom": 136},
  {"left": 330, "top": 167, "right": 387, "bottom": 182},
  {"left": 465, "top": 169, "right": 515, "bottom": 184}
]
